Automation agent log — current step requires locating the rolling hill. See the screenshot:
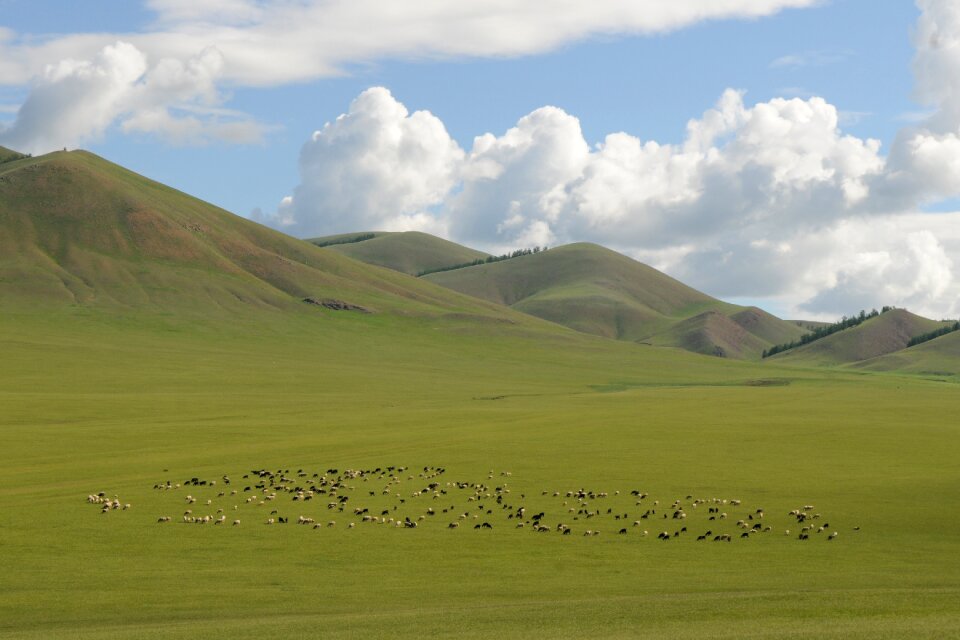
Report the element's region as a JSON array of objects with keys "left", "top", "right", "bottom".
[
  {"left": 0, "top": 148, "right": 542, "bottom": 325},
  {"left": 0, "top": 145, "right": 28, "bottom": 164},
  {"left": 850, "top": 329, "right": 960, "bottom": 376},
  {"left": 768, "top": 308, "right": 949, "bottom": 366},
  {"left": 308, "top": 230, "right": 489, "bottom": 276},
  {"left": 421, "top": 242, "right": 808, "bottom": 358},
  {"left": 646, "top": 310, "right": 771, "bottom": 359}
]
